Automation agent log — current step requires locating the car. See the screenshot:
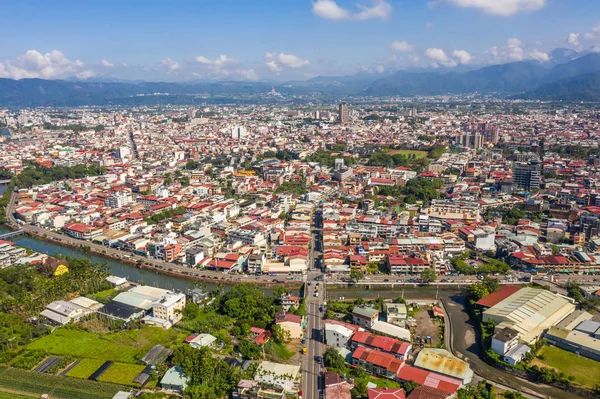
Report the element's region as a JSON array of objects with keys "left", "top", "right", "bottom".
[
  {"left": 383, "top": 279, "right": 389, "bottom": 282},
  {"left": 396, "top": 279, "right": 403, "bottom": 283},
  {"left": 308, "top": 282, "right": 312, "bottom": 286},
  {"left": 315, "top": 355, "right": 322, "bottom": 364}
]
